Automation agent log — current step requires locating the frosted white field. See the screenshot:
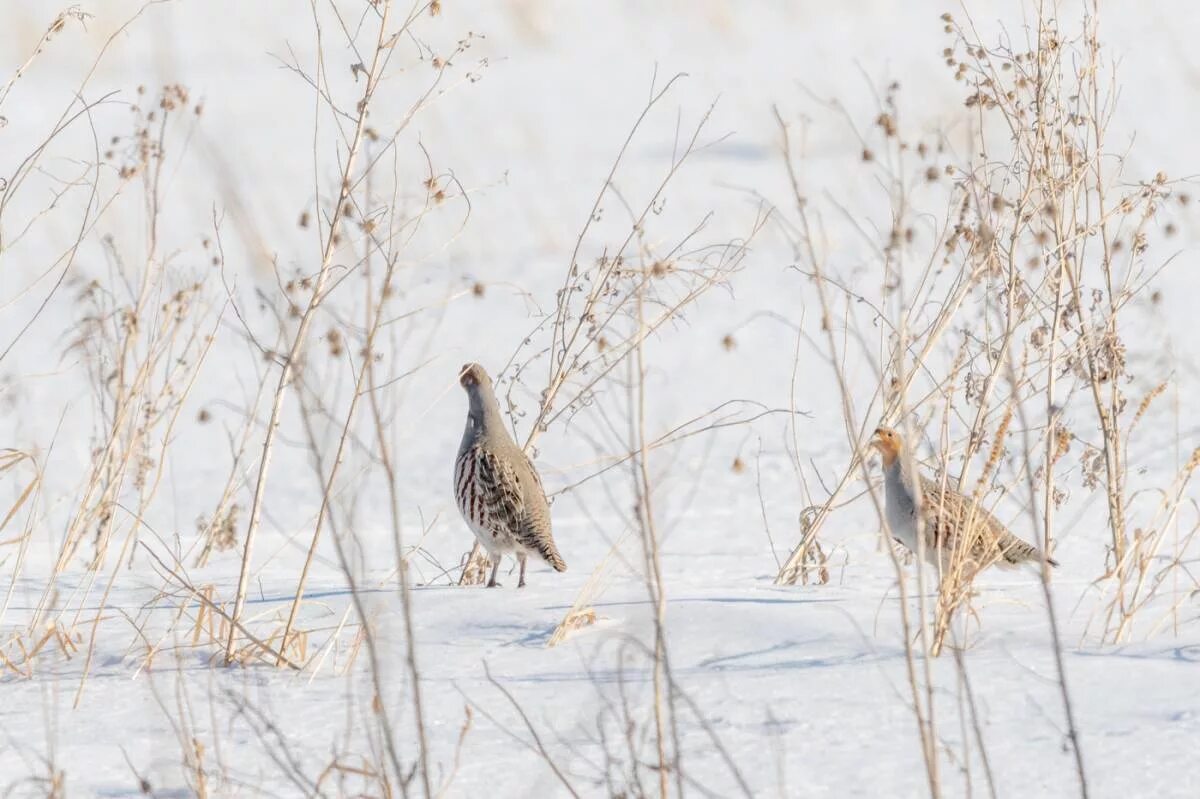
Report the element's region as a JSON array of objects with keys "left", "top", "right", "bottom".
[{"left": 1, "top": 1, "right": 1198, "bottom": 797}]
